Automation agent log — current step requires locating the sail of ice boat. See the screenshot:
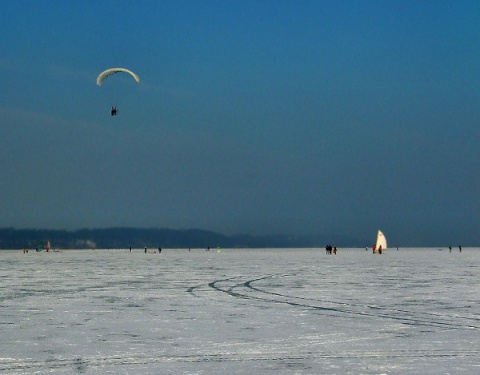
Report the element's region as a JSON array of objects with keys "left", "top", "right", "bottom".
[
  {"left": 46, "top": 240, "right": 50, "bottom": 252},
  {"left": 374, "top": 230, "right": 387, "bottom": 254}
]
